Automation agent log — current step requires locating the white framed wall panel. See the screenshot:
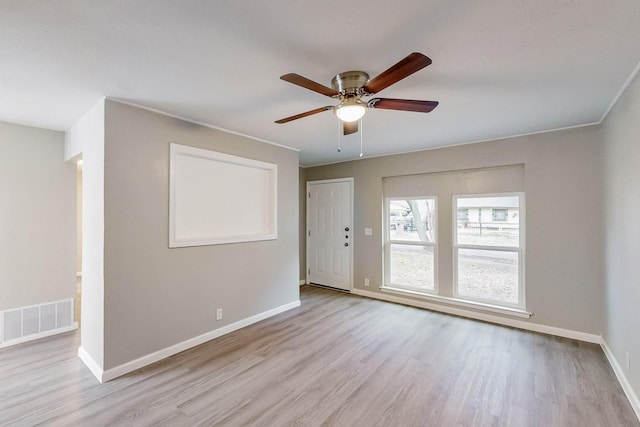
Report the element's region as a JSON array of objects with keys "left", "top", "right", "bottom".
[{"left": 169, "top": 143, "right": 277, "bottom": 247}]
